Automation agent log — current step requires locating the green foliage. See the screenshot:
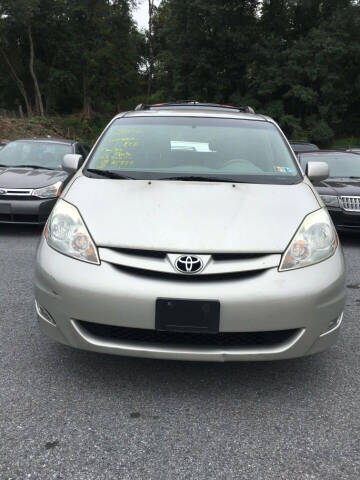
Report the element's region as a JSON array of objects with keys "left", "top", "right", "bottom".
[
  {"left": 58, "top": 115, "right": 109, "bottom": 144},
  {"left": 1, "top": 0, "right": 360, "bottom": 145},
  {"left": 0, "top": 0, "right": 143, "bottom": 117},
  {"left": 308, "top": 120, "right": 334, "bottom": 145},
  {"left": 153, "top": 0, "right": 360, "bottom": 143},
  {"left": 331, "top": 137, "right": 360, "bottom": 148}
]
